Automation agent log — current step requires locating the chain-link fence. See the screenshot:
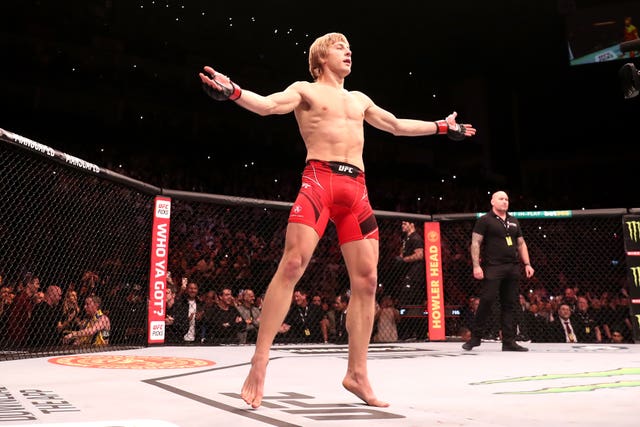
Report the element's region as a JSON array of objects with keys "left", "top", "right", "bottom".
[
  {"left": 0, "top": 129, "right": 158, "bottom": 360},
  {"left": 1, "top": 129, "right": 637, "bottom": 362},
  {"left": 161, "top": 193, "right": 435, "bottom": 346},
  {"left": 436, "top": 211, "right": 632, "bottom": 344}
]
